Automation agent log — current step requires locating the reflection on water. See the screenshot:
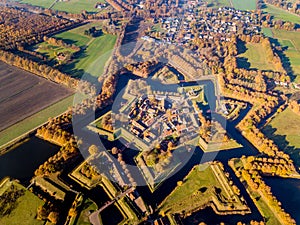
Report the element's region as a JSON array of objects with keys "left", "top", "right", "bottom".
[
  {"left": 264, "top": 177, "right": 300, "bottom": 224},
  {"left": 0, "top": 136, "right": 59, "bottom": 182},
  {"left": 182, "top": 207, "right": 257, "bottom": 225}
]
